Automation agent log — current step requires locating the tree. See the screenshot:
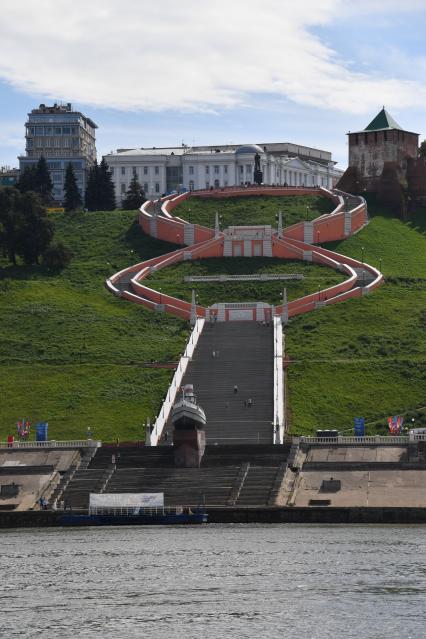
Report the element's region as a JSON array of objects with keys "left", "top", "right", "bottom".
[
  {"left": 98, "top": 158, "right": 116, "bottom": 210},
  {"left": 42, "top": 241, "right": 73, "bottom": 269},
  {"left": 16, "top": 191, "right": 54, "bottom": 264},
  {"left": 17, "top": 165, "right": 37, "bottom": 193},
  {"left": 64, "top": 163, "right": 82, "bottom": 211},
  {"left": 34, "top": 156, "right": 53, "bottom": 204},
  {"left": 419, "top": 140, "right": 426, "bottom": 159},
  {"left": 0, "top": 187, "right": 22, "bottom": 264},
  {"left": 122, "top": 173, "right": 146, "bottom": 210},
  {"left": 85, "top": 160, "right": 100, "bottom": 211}
]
